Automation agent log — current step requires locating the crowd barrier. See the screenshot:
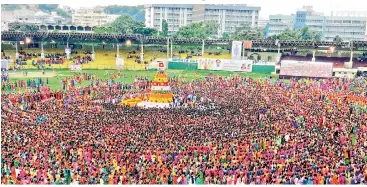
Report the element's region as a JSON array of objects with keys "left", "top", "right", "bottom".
[
  {"left": 252, "top": 64, "right": 276, "bottom": 74},
  {"left": 168, "top": 61, "right": 198, "bottom": 70},
  {"left": 14, "top": 63, "right": 148, "bottom": 70},
  {"left": 166, "top": 59, "right": 276, "bottom": 74}
]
